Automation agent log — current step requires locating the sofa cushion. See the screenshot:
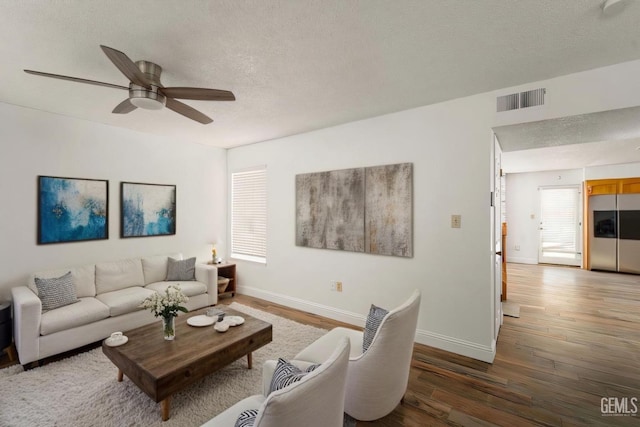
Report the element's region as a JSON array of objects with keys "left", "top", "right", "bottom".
[
  {"left": 166, "top": 257, "right": 196, "bottom": 281},
  {"left": 145, "top": 281, "right": 207, "bottom": 298},
  {"left": 29, "top": 264, "right": 96, "bottom": 298},
  {"left": 34, "top": 272, "right": 80, "bottom": 312},
  {"left": 40, "top": 297, "right": 110, "bottom": 336},
  {"left": 96, "top": 286, "right": 155, "bottom": 317},
  {"left": 142, "top": 253, "right": 183, "bottom": 285},
  {"left": 95, "top": 258, "right": 145, "bottom": 294},
  {"left": 363, "top": 304, "right": 389, "bottom": 352}
]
